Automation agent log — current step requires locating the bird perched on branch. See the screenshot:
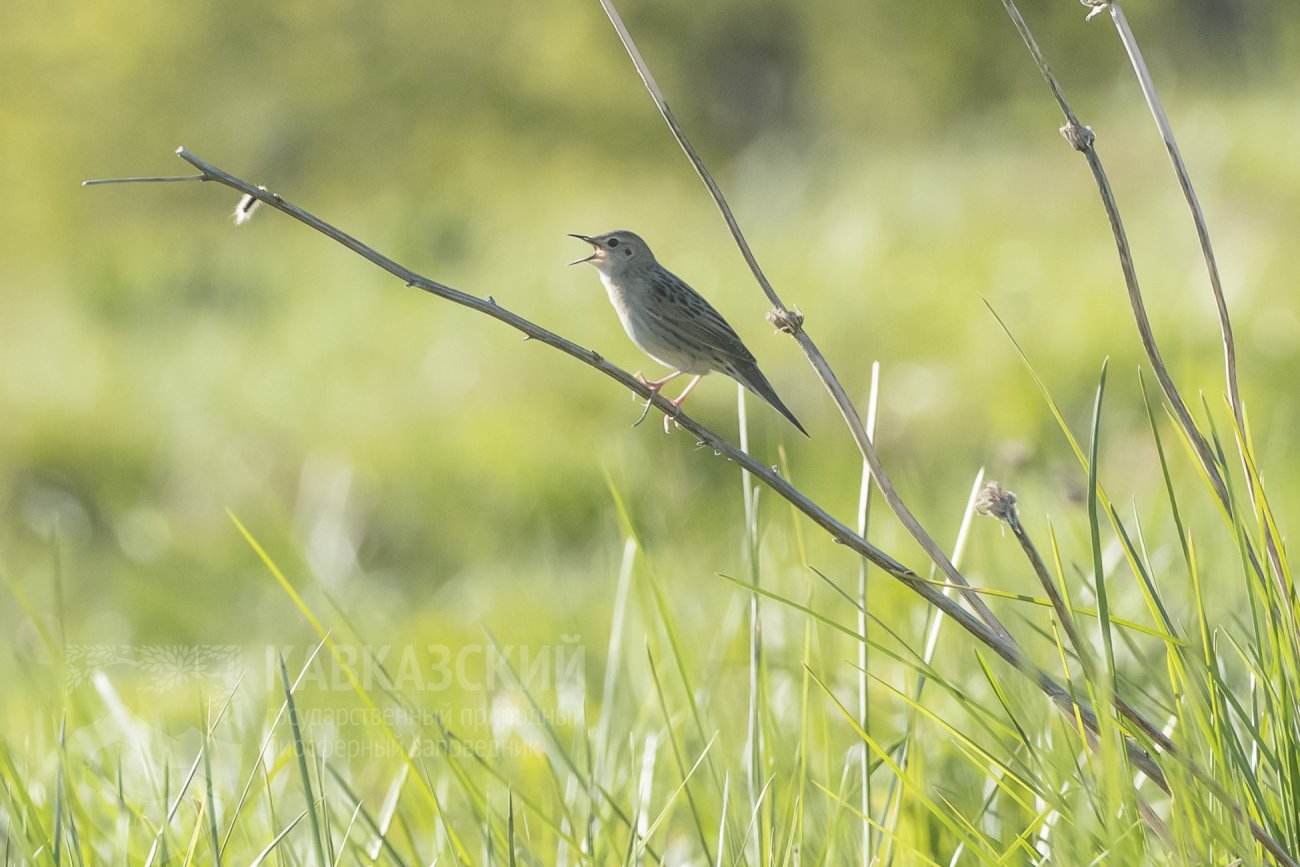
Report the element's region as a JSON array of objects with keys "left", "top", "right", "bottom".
[{"left": 569, "top": 230, "right": 807, "bottom": 436}]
